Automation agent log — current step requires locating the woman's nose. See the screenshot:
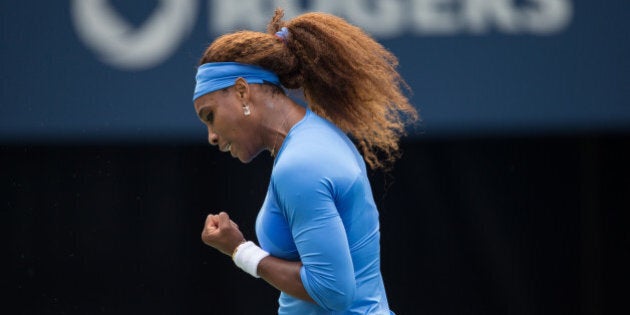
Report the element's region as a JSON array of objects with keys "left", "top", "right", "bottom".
[
  {"left": 208, "top": 130, "right": 219, "bottom": 146},
  {"left": 208, "top": 131, "right": 219, "bottom": 145}
]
